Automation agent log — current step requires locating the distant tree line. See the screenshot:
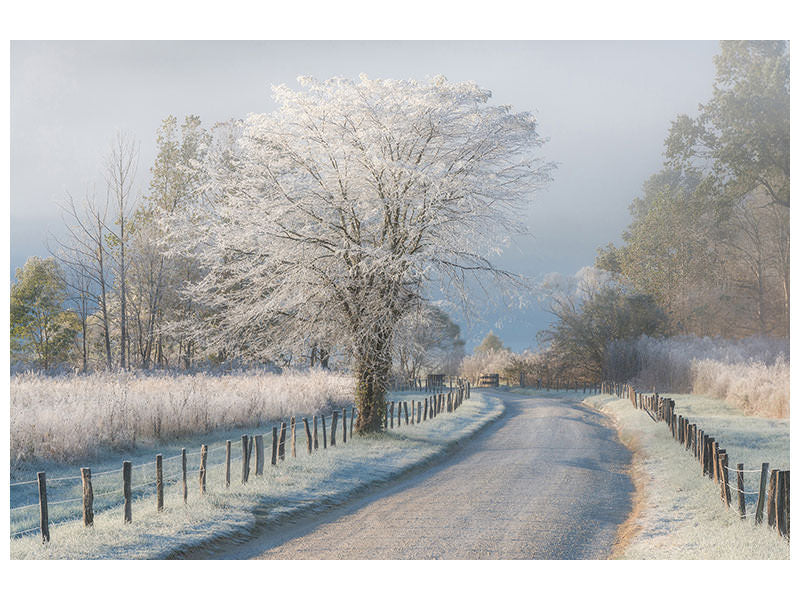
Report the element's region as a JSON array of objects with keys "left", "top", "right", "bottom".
[
  {"left": 596, "top": 41, "right": 789, "bottom": 339},
  {"left": 532, "top": 41, "right": 788, "bottom": 382}
]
